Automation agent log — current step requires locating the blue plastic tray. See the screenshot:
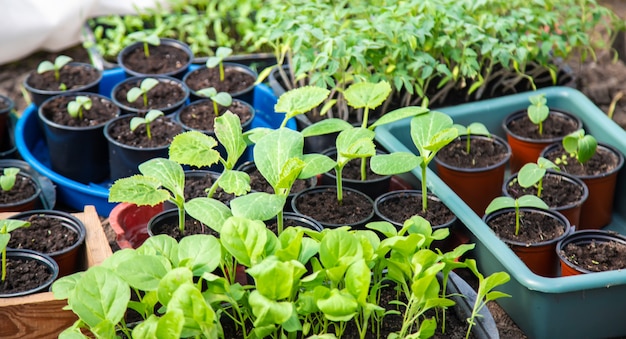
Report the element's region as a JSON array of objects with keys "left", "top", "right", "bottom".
[
  {"left": 374, "top": 86, "right": 626, "bottom": 339},
  {"left": 15, "top": 68, "right": 292, "bottom": 217}
]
